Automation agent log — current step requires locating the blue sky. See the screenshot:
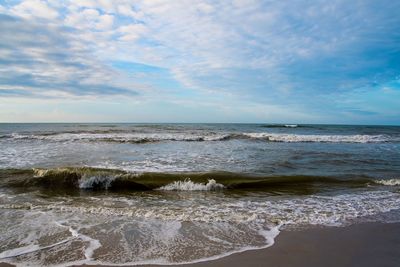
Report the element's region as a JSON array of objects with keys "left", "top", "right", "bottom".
[{"left": 0, "top": 0, "right": 399, "bottom": 124}]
